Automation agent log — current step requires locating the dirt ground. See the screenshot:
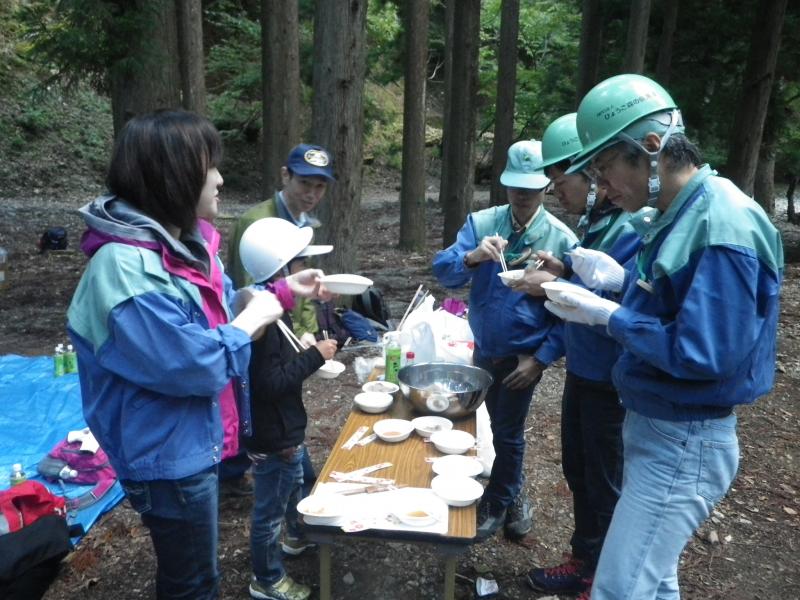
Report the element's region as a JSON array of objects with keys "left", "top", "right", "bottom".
[{"left": 1, "top": 174, "right": 798, "bottom": 600}]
